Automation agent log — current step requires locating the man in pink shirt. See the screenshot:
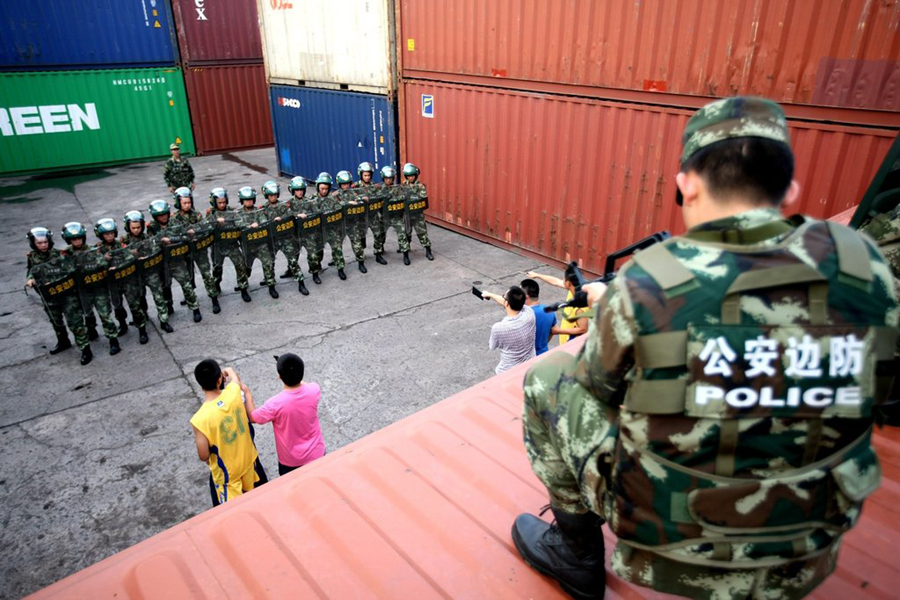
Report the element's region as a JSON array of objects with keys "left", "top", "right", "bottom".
[{"left": 243, "top": 353, "right": 326, "bottom": 475}]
